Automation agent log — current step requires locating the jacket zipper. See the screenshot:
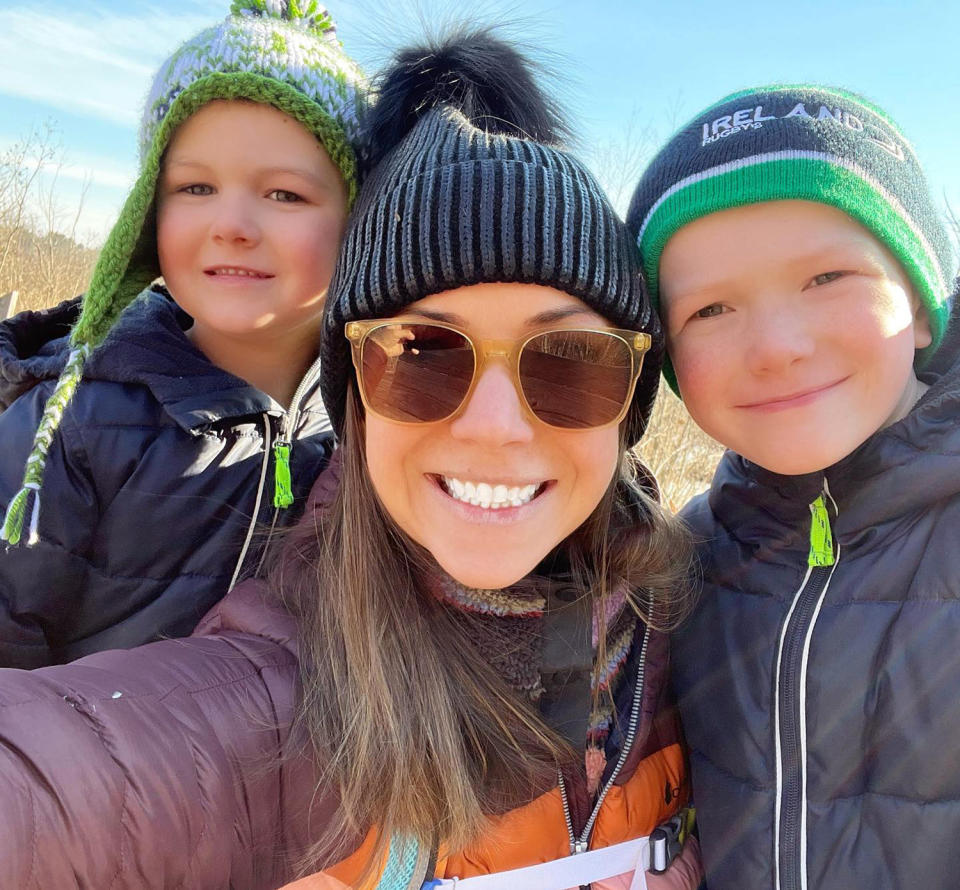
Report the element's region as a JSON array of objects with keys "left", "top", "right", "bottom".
[
  {"left": 228, "top": 413, "right": 272, "bottom": 591},
  {"left": 774, "top": 484, "right": 840, "bottom": 890},
  {"left": 558, "top": 619, "right": 651, "bottom": 856},
  {"left": 229, "top": 356, "right": 326, "bottom": 588},
  {"left": 254, "top": 356, "right": 326, "bottom": 576}
]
